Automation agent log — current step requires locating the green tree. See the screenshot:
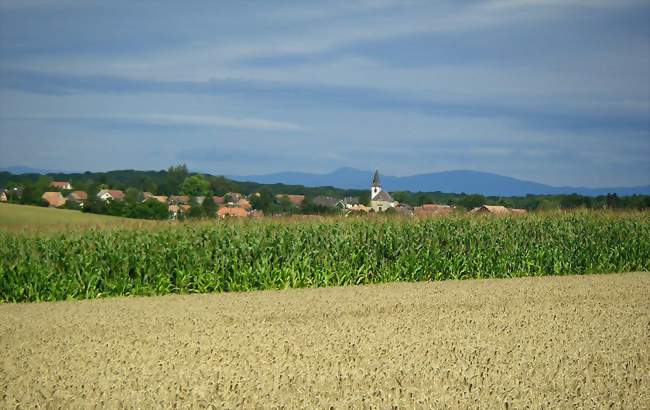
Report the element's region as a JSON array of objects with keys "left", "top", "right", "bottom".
[
  {"left": 208, "top": 175, "right": 240, "bottom": 195},
  {"left": 34, "top": 175, "right": 53, "bottom": 194},
  {"left": 277, "top": 195, "right": 295, "bottom": 214},
  {"left": 358, "top": 191, "right": 371, "bottom": 206},
  {"left": 250, "top": 190, "right": 275, "bottom": 212},
  {"left": 456, "top": 194, "right": 486, "bottom": 210},
  {"left": 181, "top": 175, "right": 210, "bottom": 196},
  {"left": 82, "top": 195, "right": 108, "bottom": 214},
  {"left": 165, "top": 164, "right": 189, "bottom": 194},
  {"left": 124, "top": 187, "right": 143, "bottom": 205},
  {"left": 64, "top": 200, "right": 82, "bottom": 211},
  {"left": 201, "top": 197, "right": 217, "bottom": 218},
  {"left": 140, "top": 176, "right": 158, "bottom": 194},
  {"left": 127, "top": 199, "right": 168, "bottom": 220}
]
